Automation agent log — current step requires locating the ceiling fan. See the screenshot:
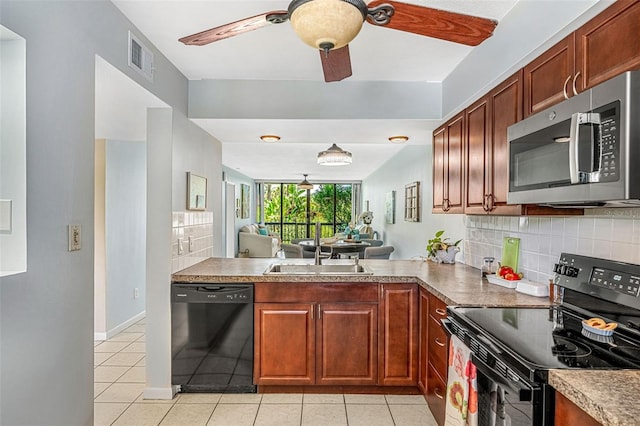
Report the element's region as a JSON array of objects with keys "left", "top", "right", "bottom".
[{"left": 179, "top": 0, "right": 497, "bottom": 82}]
